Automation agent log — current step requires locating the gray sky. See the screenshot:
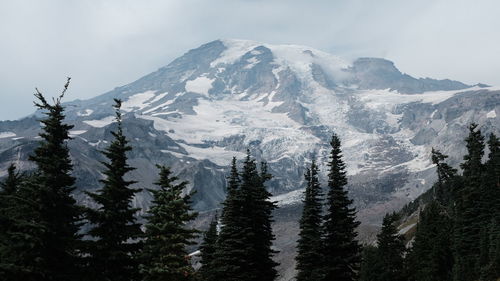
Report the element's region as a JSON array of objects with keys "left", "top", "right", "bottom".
[{"left": 1, "top": 0, "right": 499, "bottom": 120}]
